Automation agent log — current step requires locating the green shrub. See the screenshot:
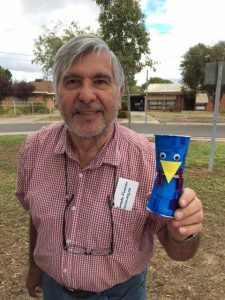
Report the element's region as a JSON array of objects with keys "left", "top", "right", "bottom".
[
  {"left": 118, "top": 110, "right": 128, "bottom": 118},
  {"left": 34, "top": 104, "right": 49, "bottom": 114},
  {"left": 121, "top": 100, "right": 128, "bottom": 111},
  {"left": 220, "top": 108, "right": 225, "bottom": 114},
  {"left": 0, "top": 103, "right": 50, "bottom": 115},
  {"left": 0, "top": 107, "right": 29, "bottom": 116}
]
